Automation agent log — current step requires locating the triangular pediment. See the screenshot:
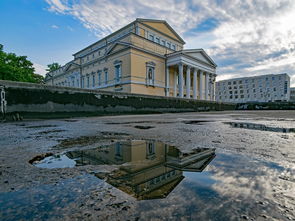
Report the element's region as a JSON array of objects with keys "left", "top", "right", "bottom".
[
  {"left": 107, "top": 42, "right": 131, "bottom": 55},
  {"left": 64, "top": 61, "right": 79, "bottom": 72},
  {"left": 183, "top": 49, "right": 217, "bottom": 67},
  {"left": 137, "top": 18, "right": 185, "bottom": 44}
]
